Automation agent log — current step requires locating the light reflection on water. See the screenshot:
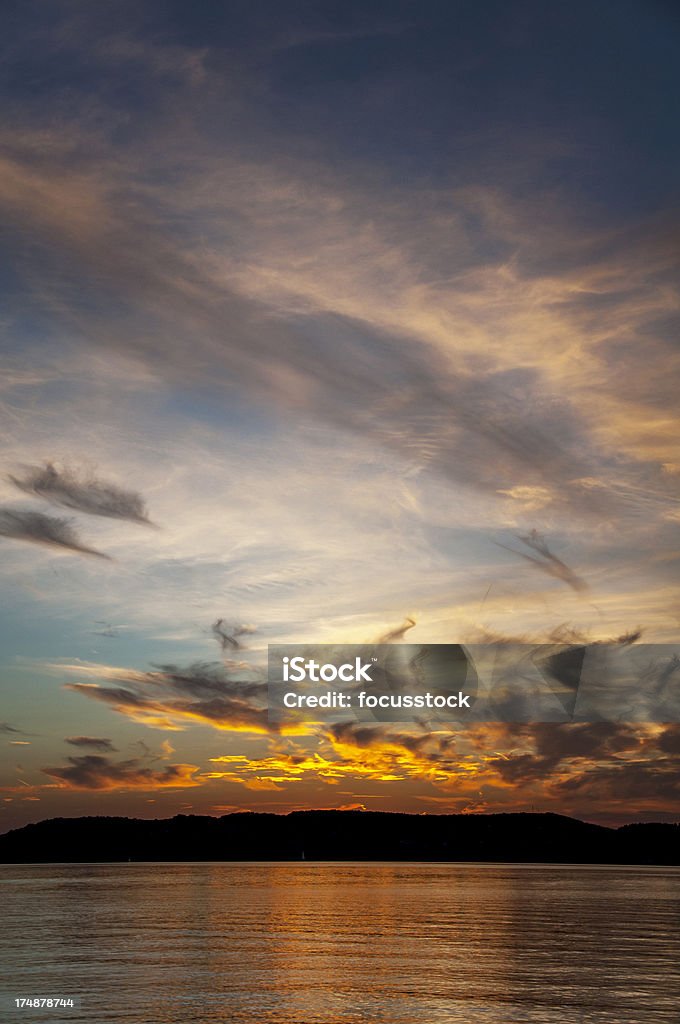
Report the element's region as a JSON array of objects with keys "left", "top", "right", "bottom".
[{"left": 1, "top": 862, "right": 679, "bottom": 1023}]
